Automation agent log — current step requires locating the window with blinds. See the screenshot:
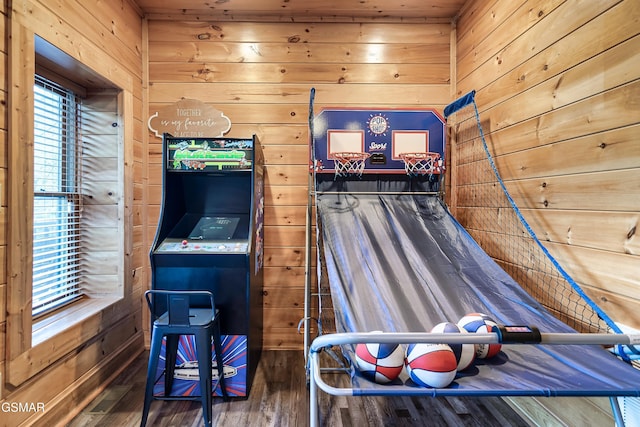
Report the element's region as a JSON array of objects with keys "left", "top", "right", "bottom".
[{"left": 32, "top": 75, "right": 83, "bottom": 318}]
